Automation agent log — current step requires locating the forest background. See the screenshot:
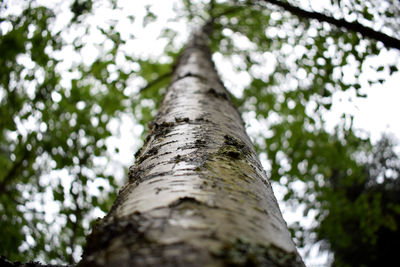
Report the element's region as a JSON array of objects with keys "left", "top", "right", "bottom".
[{"left": 1, "top": 0, "right": 400, "bottom": 266}]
